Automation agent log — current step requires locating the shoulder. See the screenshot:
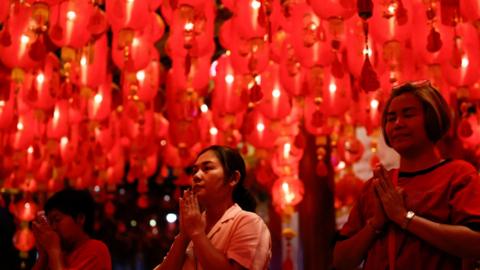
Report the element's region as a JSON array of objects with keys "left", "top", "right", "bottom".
[
  {"left": 445, "top": 159, "right": 477, "bottom": 172},
  {"left": 83, "top": 239, "right": 110, "bottom": 255}
]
